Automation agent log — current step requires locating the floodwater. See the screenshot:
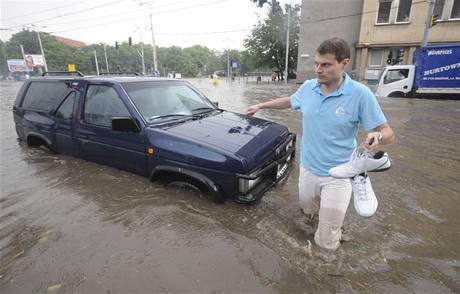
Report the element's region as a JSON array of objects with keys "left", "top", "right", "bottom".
[{"left": 1, "top": 78, "right": 459, "bottom": 293}]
